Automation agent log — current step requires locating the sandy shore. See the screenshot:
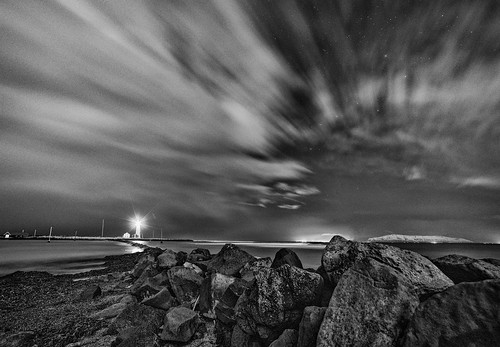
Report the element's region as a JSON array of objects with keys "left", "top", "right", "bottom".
[{"left": 0, "top": 252, "right": 141, "bottom": 347}]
